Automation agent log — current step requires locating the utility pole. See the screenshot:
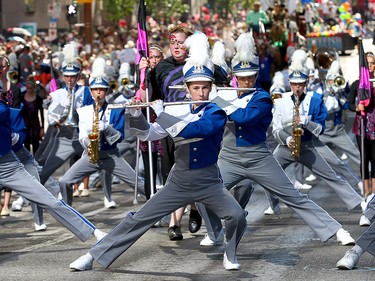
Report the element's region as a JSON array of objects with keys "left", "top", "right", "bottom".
[{"left": 77, "top": 0, "right": 93, "bottom": 53}]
